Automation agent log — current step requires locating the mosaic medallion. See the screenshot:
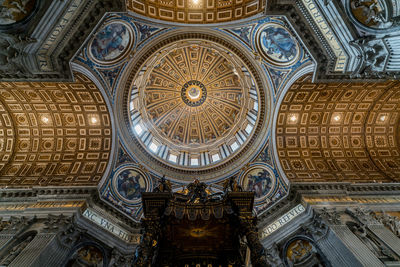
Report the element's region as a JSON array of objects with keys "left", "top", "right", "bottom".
[
  {"left": 90, "top": 22, "right": 133, "bottom": 64},
  {"left": 181, "top": 80, "right": 207, "bottom": 107},
  {"left": 240, "top": 165, "right": 275, "bottom": 200},
  {"left": 113, "top": 167, "right": 149, "bottom": 203},
  {"left": 0, "top": 0, "right": 37, "bottom": 26},
  {"left": 350, "top": 0, "right": 391, "bottom": 29},
  {"left": 256, "top": 23, "right": 299, "bottom": 66}
]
